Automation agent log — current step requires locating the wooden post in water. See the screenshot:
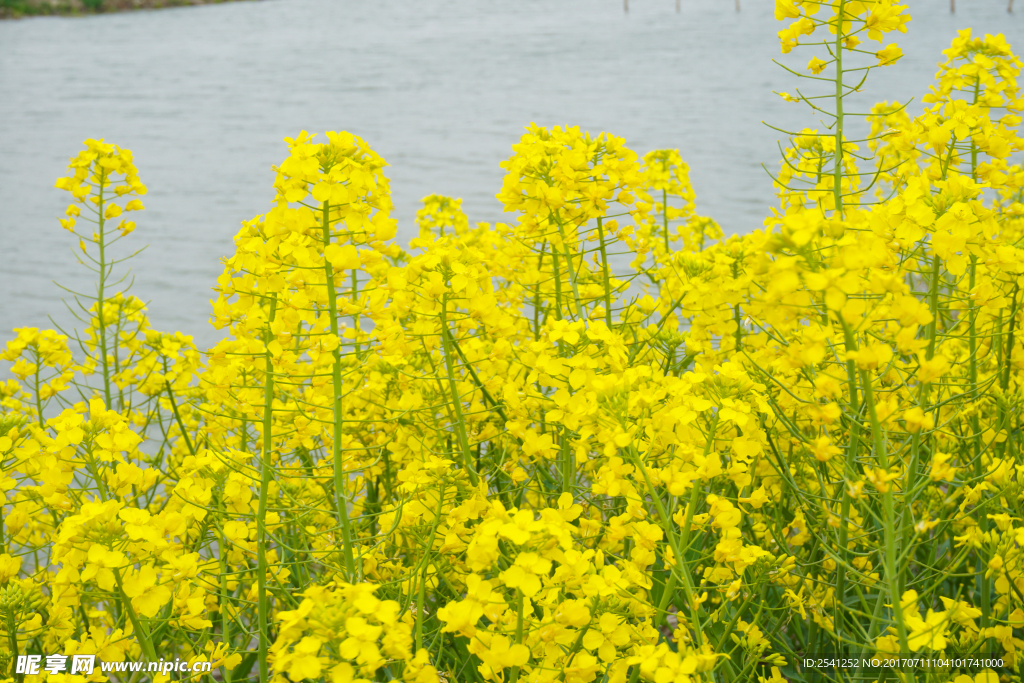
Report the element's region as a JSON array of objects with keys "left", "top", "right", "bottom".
[
  {"left": 950, "top": 0, "right": 955, "bottom": 11},
  {"left": 624, "top": 0, "right": 628, "bottom": 13},
  {"left": 1010, "top": 0, "right": 1014, "bottom": 13},
  {"left": 735, "top": 0, "right": 740, "bottom": 9},
  {"left": 676, "top": 0, "right": 680, "bottom": 12}
]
